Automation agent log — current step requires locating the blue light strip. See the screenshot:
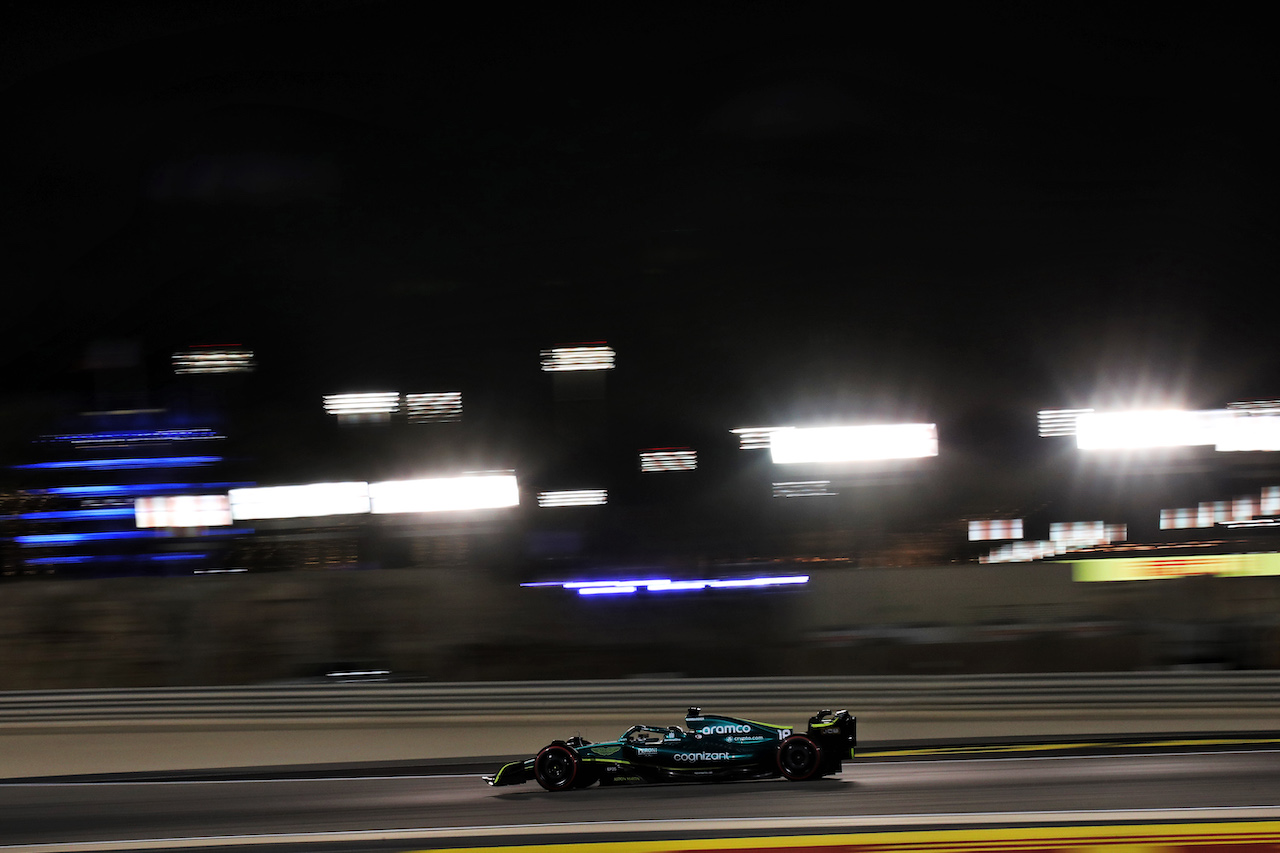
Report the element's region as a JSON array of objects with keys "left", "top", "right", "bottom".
[
  {"left": 14, "top": 456, "right": 222, "bottom": 471},
  {"left": 579, "top": 585, "right": 638, "bottom": 595},
  {"left": 16, "top": 531, "right": 158, "bottom": 545},
  {"left": 43, "top": 429, "right": 223, "bottom": 445},
  {"left": 24, "top": 553, "right": 210, "bottom": 565},
  {"left": 40, "top": 483, "right": 252, "bottom": 497},
  {"left": 14, "top": 528, "right": 252, "bottom": 546},
  {"left": 16, "top": 508, "right": 137, "bottom": 522},
  {"left": 521, "top": 575, "right": 810, "bottom": 596}
]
